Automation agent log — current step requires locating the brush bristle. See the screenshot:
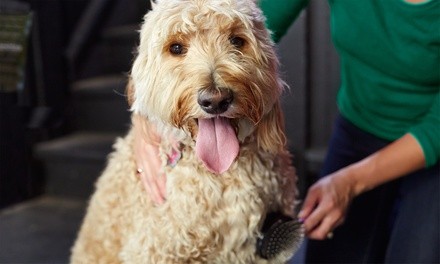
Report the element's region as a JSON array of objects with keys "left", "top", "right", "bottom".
[{"left": 257, "top": 213, "right": 304, "bottom": 260}]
